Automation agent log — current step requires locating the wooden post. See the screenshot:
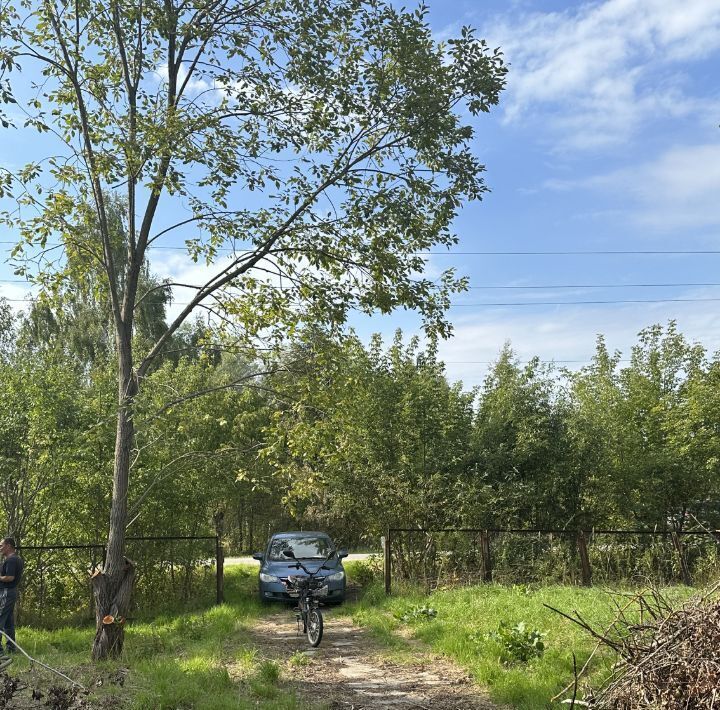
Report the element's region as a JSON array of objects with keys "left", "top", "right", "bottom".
[
  {"left": 384, "top": 528, "right": 392, "bottom": 596},
  {"left": 480, "top": 530, "right": 492, "bottom": 583},
  {"left": 577, "top": 531, "right": 592, "bottom": 587},
  {"left": 215, "top": 536, "right": 224, "bottom": 604},
  {"left": 214, "top": 511, "right": 225, "bottom": 605},
  {"left": 671, "top": 532, "right": 692, "bottom": 586}
]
